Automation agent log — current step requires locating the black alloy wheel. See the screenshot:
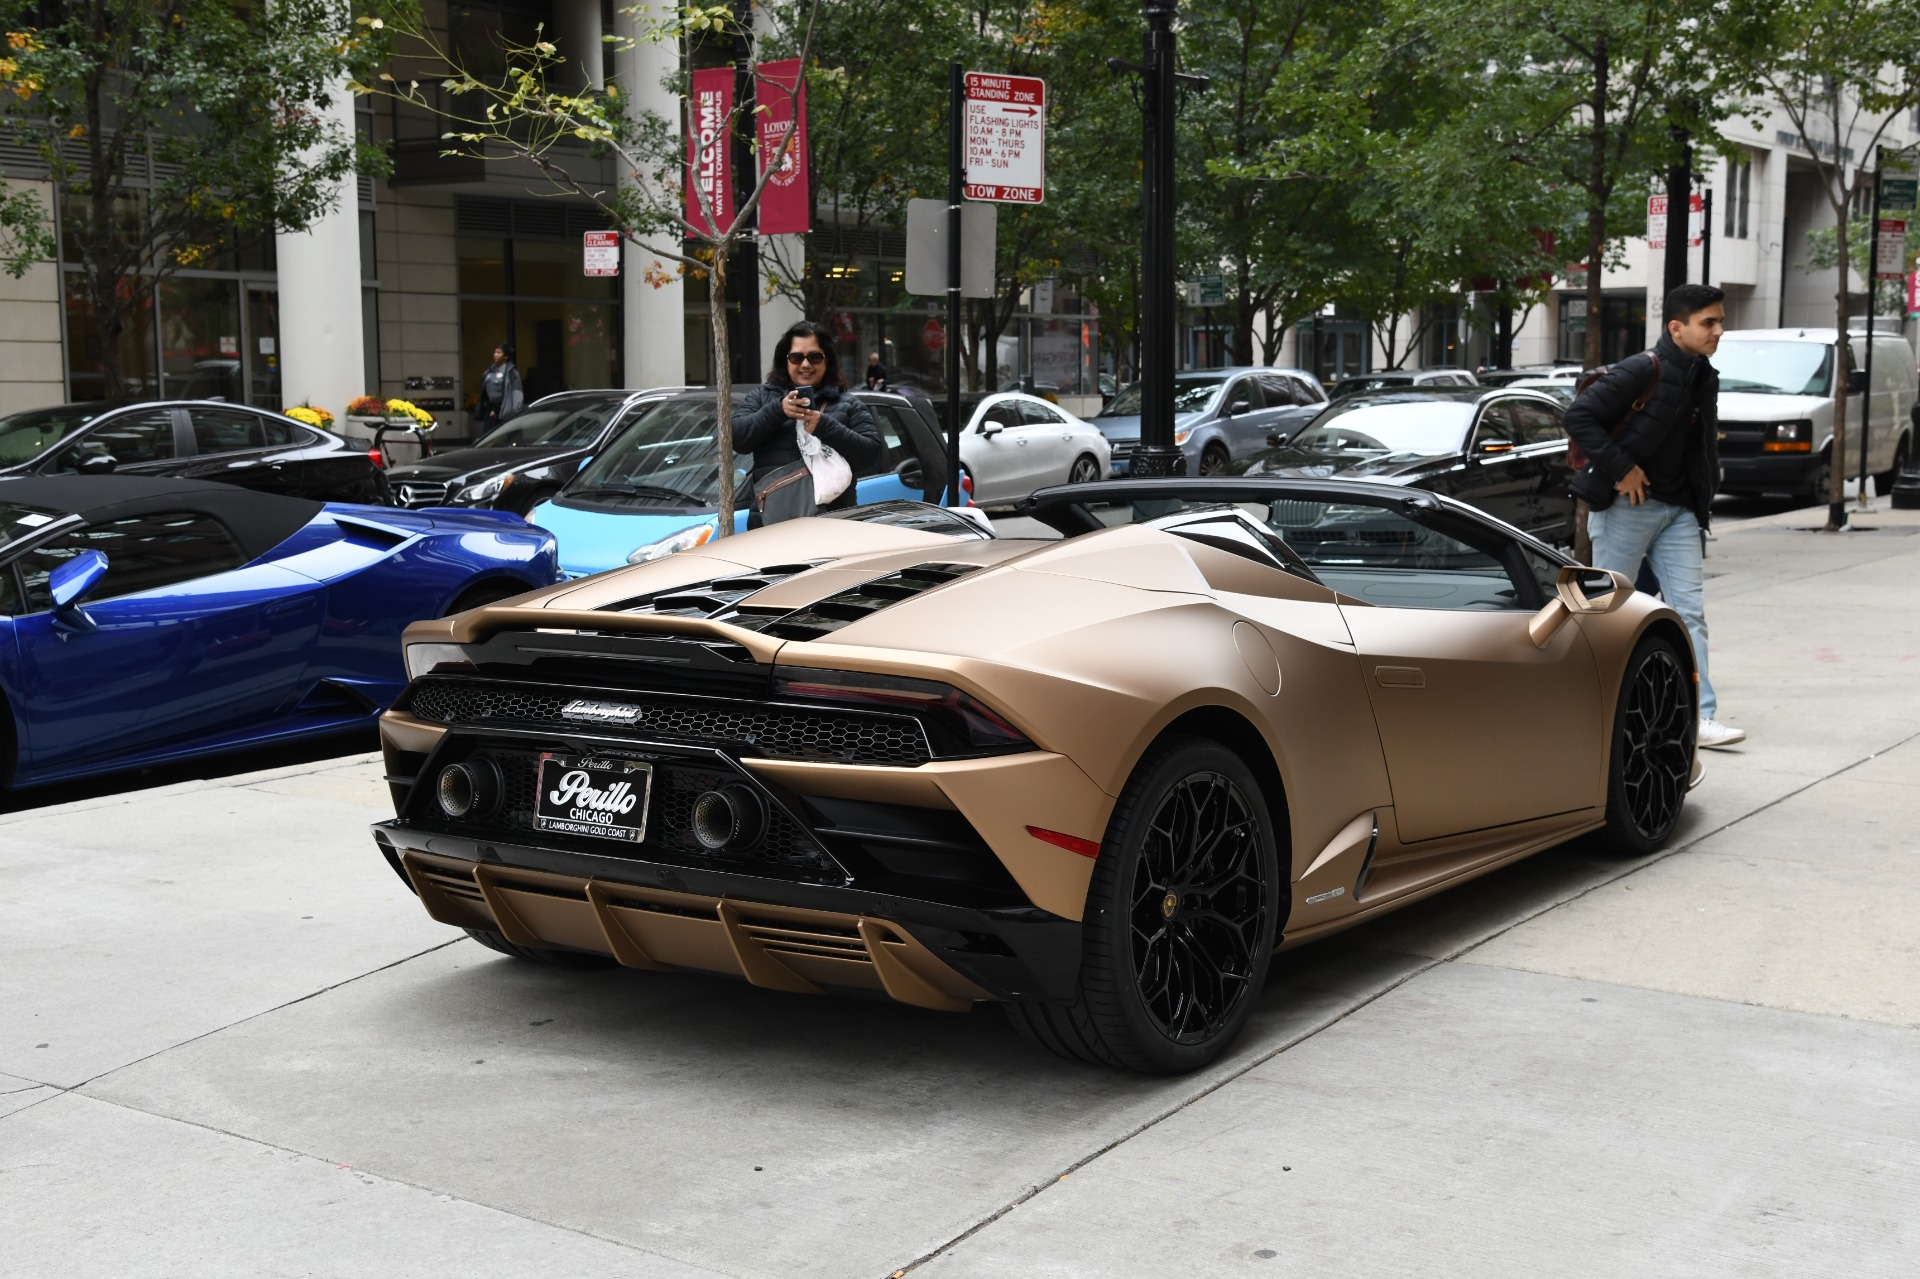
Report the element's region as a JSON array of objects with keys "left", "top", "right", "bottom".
[
  {"left": 1005, "top": 735, "right": 1280, "bottom": 1073},
  {"left": 1068, "top": 453, "right": 1102, "bottom": 484},
  {"left": 1198, "top": 443, "right": 1231, "bottom": 475},
  {"left": 1601, "top": 634, "right": 1693, "bottom": 855}
]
